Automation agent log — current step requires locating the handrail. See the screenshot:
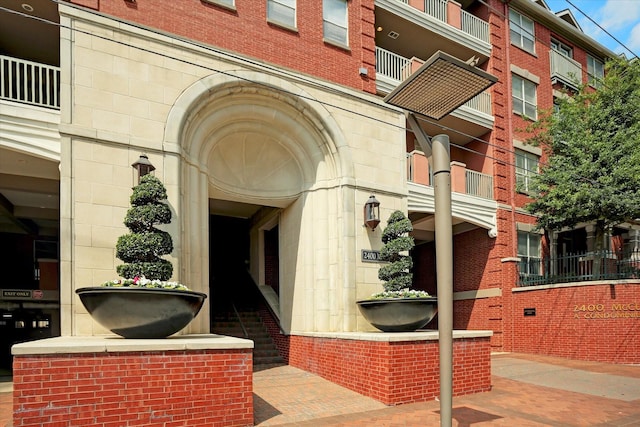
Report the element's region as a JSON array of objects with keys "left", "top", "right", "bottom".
[{"left": 231, "top": 302, "right": 249, "bottom": 338}]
